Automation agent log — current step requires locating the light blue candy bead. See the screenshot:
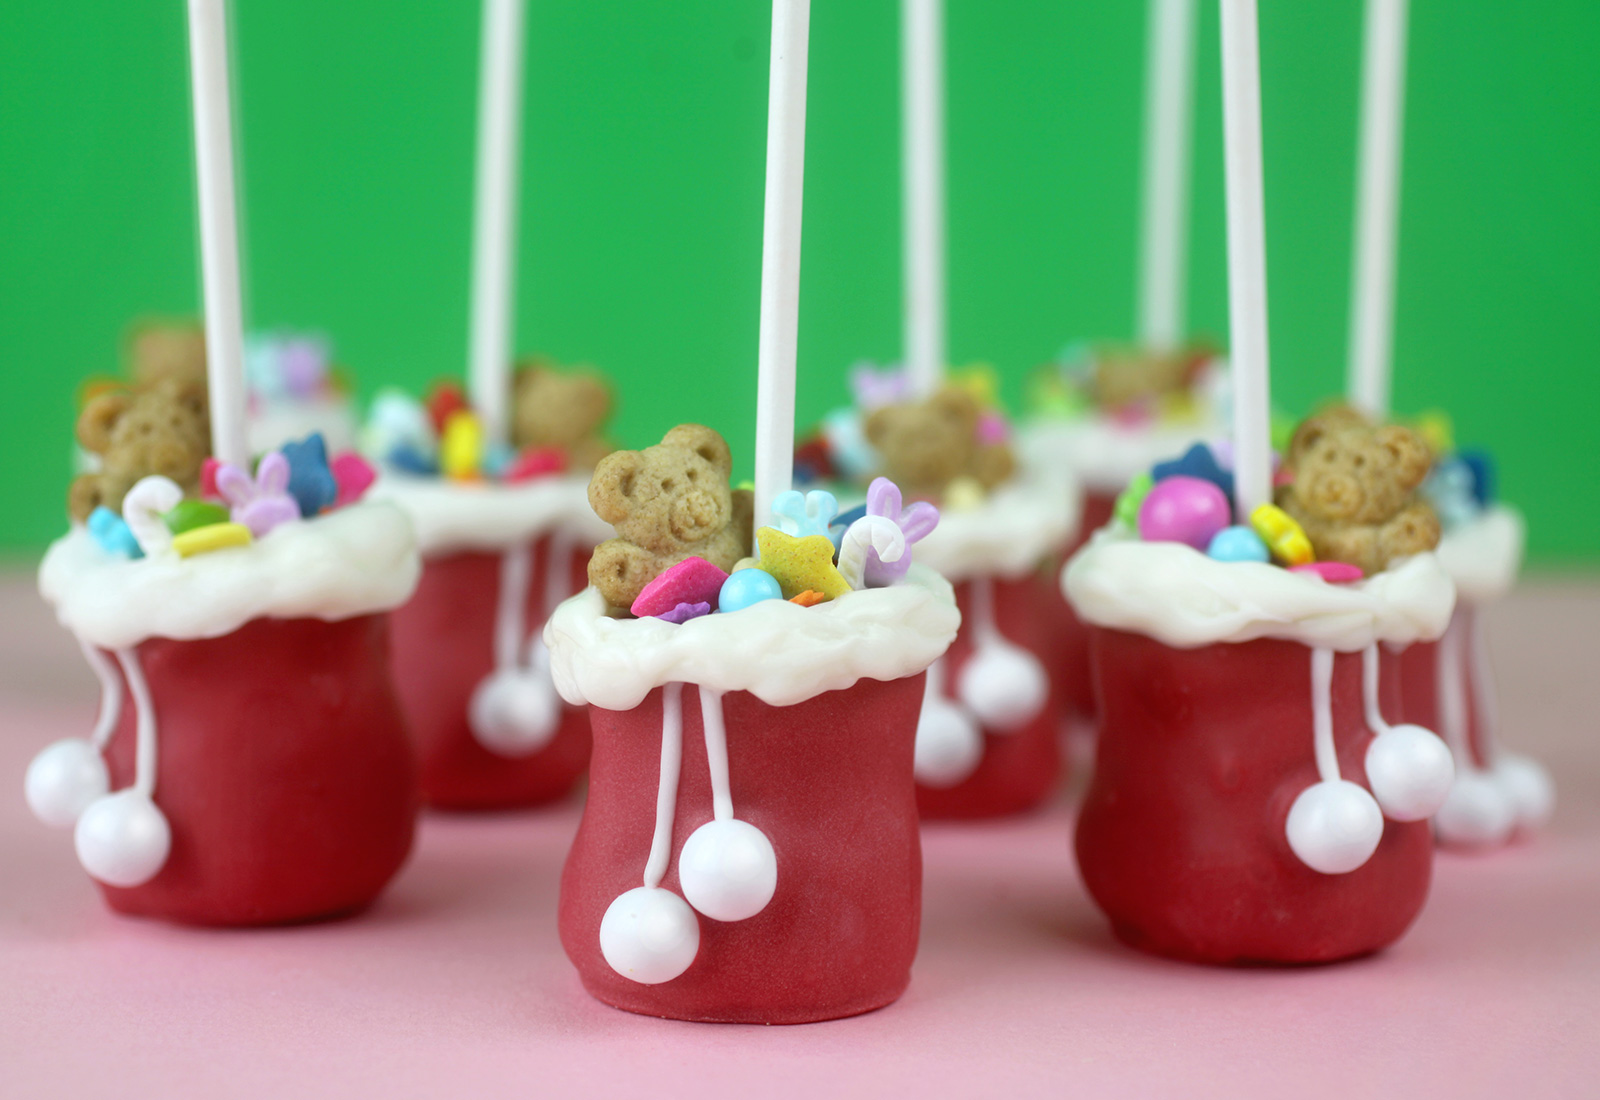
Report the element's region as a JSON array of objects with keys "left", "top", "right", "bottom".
[
  {"left": 88, "top": 506, "right": 143, "bottom": 559},
  {"left": 1207, "top": 524, "right": 1270, "bottom": 563},
  {"left": 718, "top": 568, "right": 783, "bottom": 613}
]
